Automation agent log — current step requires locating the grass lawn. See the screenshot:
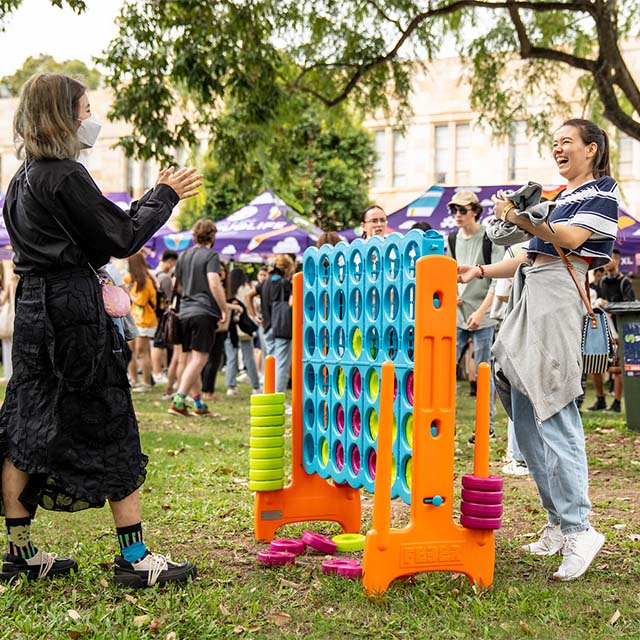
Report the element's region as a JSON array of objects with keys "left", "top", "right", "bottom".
[{"left": 0, "top": 380, "right": 638, "bottom": 640}]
